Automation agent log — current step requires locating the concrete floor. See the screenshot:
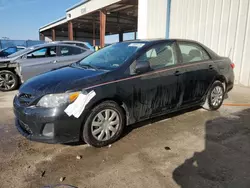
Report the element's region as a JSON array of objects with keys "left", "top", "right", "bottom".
[{"left": 0, "top": 86, "right": 250, "bottom": 188}]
